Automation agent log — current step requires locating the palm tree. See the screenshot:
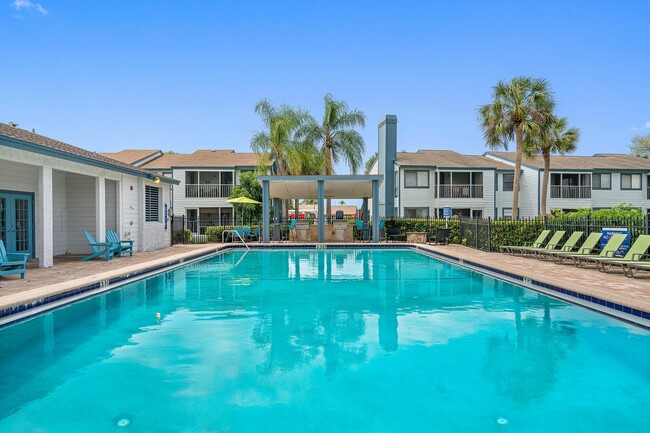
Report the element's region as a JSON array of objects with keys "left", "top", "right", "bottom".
[
  {"left": 364, "top": 151, "right": 378, "bottom": 174},
  {"left": 251, "top": 100, "right": 310, "bottom": 176},
  {"left": 300, "top": 93, "right": 366, "bottom": 218},
  {"left": 525, "top": 116, "right": 579, "bottom": 217},
  {"left": 479, "top": 77, "right": 555, "bottom": 220}
]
